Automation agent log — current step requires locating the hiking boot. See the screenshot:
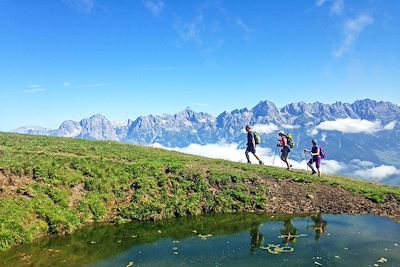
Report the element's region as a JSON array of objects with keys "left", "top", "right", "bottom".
[
  {"left": 311, "top": 170, "right": 317, "bottom": 175},
  {"left": 259, "top": 161, "right": 264, "bottom": 165},
  {"left": 247, "top": 161, "right": 252, "bottom": 164}
]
